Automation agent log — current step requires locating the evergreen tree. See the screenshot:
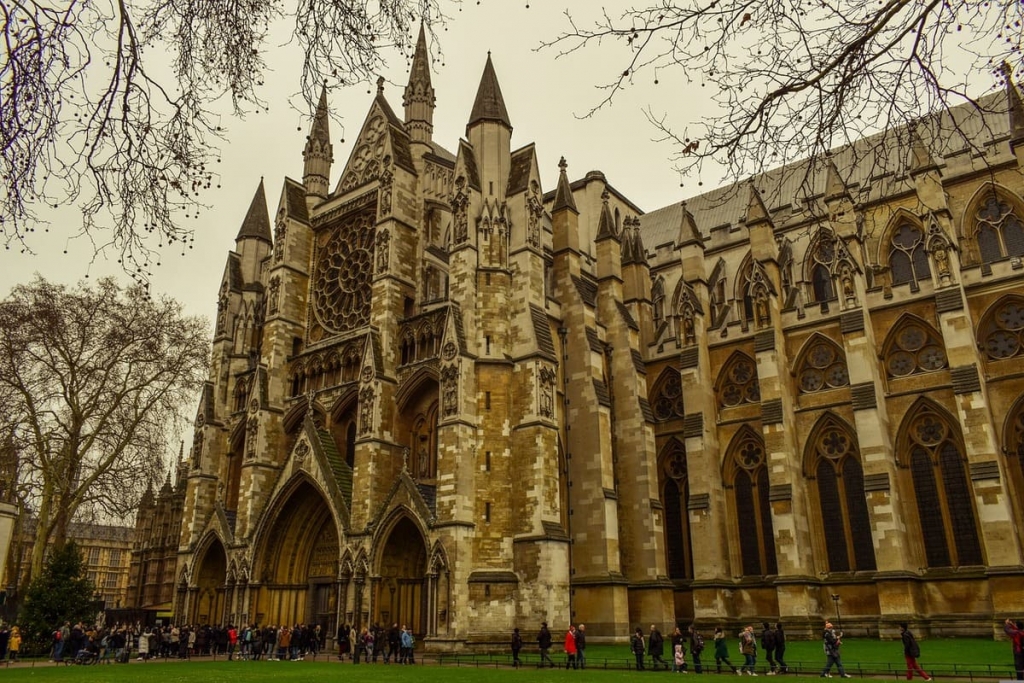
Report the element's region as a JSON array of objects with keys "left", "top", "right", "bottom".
[{"left": 18, "top": 542, "right": 97, "bottom": 652}]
